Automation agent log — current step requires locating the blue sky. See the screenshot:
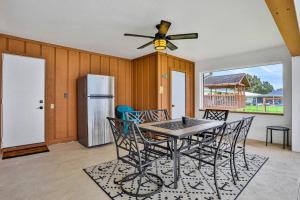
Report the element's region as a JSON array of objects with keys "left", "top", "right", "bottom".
[{"left": 208, "top": 63, "right": 283, "bottom": 90}]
